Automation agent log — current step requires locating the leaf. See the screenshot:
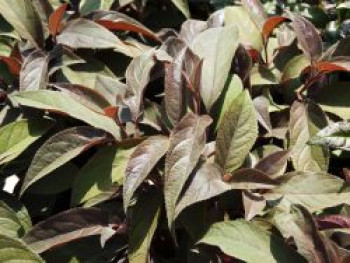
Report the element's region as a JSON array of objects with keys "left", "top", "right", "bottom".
[
  {"left": 216, "top": 89, "right": 258, "bottom": 173},
  {"left": 0, "top": 119, "right": 52, "bottom": 165},
  {"left": 95, "top": 75, "right": 127, "bottom": 106},
  {"left": 175, "top": 161, "right": 230, "bottom": 218},
  {"left": 129, "top": 189, "right": 161, "bottom": 263},
  {"left": 125, "top": 50, "right": 156, "bottom": 121},
  {"left": 227, "top": 168, "right": 279, "bottom": 190},
  {"left": 165, "top": 113, "right": 212, "bottom": 231},
  {"left": 289, "top": 100, "right": 329, "bottom": 172},
  {"left": 10, "top": 90, "right": 121, "bottom": 140},
  {"left": 198, "top": 220, "right": 306, "bottom": 263},
  {"left": 254, "top": 150, "right": 290, "bottom": 178},
  {"left": 309, "top": 122, "right": 350, "bottom": 151},
  {"left": 191, "top": 25, "right": 238, "bottom": 111},
  {"left": 0, "top": 201, "right": 25, "bottom": 238},
  {"left": 262, "top": 16, "right": 288, "bottom": 40},
  {"left": 289, "top": 13, "right": 322, "bottom": 62},
  {"left": 165, "top": 47, "right": 202, "bottom": 125},
  {"left": 0, "top": 234, "right": 44, "bottom": 262},
  {"left": 71, "top": 144, "right": 136, "bottom": 206},
  {"left": 20, "top": 126, "right": 107, "bottom": 195},
  {"left": 179, "top": 19, "right": 207, "bottom": 45},
  {"left": 242, "top": 190, "right": 266, "bottom": 220},
  {"left": 253, "top": 95, "right": 273, "bottom": 134},
  {"left": 241, "top": 0, "right": 267, "bottom": 30},
  {"left": 0, "top": 56, "right": 21, "bottom": 75},
  {"left": 316, "top": 215, "right": 350, "bottom": 230},
  {"left": 170, "top": 0, "right": 190, "bottom": 18},
  {"left": 57, "top": 18, "right": 134, "bottom": 56},
  {"left": 23, "top": 208, "right": 108, "bottom": 253},
  {"left": 48, "top": 3, "right": 68, "bottom": 37},
  {"left": 264, "top": 172, "right": 350, "bottom": 212},
  {"left": 0, "top": 0, "right": 44, "bottom": 48},
  {"left": 20, "top": 50, "right": 49, "bottom": 91},
  {"left": 124, "top": 135, "right": 169, "bottom": 212},
  {"left": 79, "top": 0, "right": 114, "bottom": 15}
]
